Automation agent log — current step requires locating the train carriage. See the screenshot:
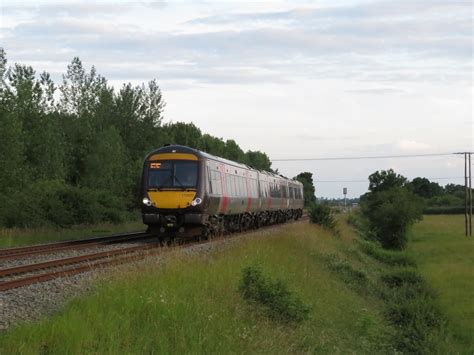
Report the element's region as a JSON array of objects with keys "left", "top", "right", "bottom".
[{"left": 141, "top": 145, "right": 304, "bottom": 238}]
